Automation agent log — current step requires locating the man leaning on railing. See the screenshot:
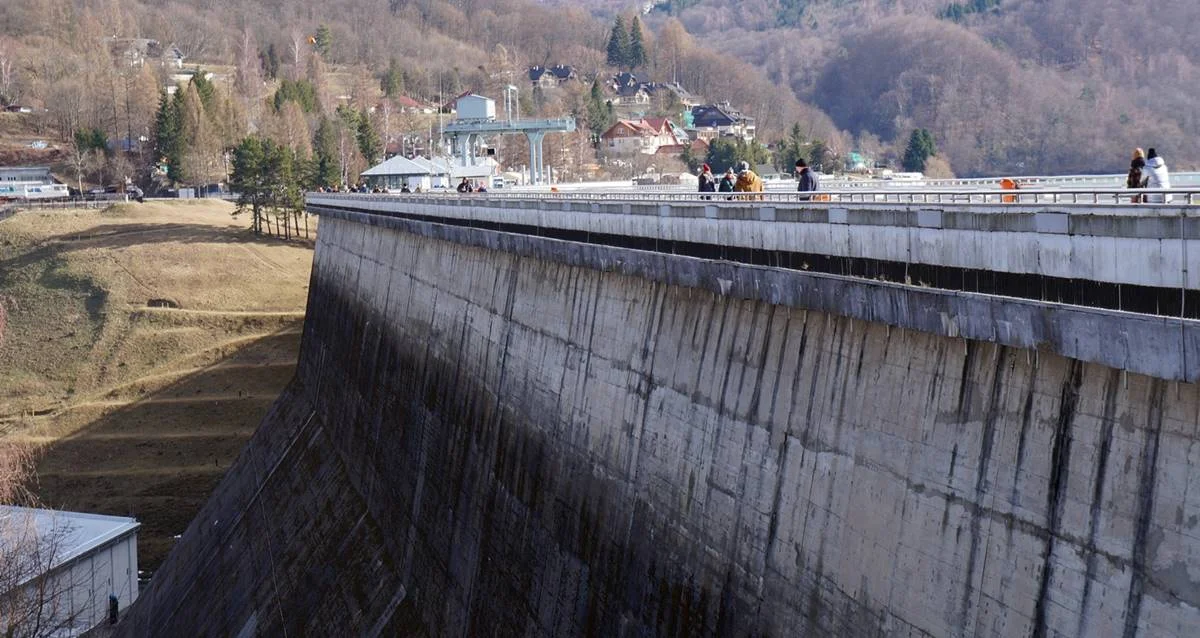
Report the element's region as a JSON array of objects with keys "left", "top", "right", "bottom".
[{"left": 795, "top": 159, "right": 819, "bottom": 201}]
